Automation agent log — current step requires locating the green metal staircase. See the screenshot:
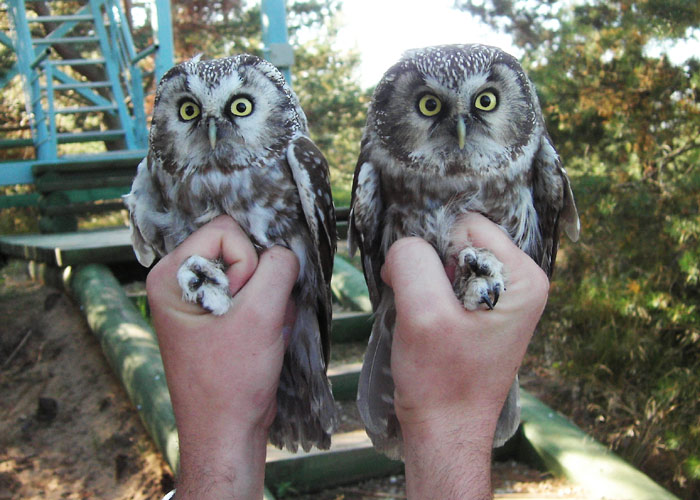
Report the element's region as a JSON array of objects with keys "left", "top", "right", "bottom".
[{"left": 1, "top": 0, "right": 173, "bottom": 230}]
